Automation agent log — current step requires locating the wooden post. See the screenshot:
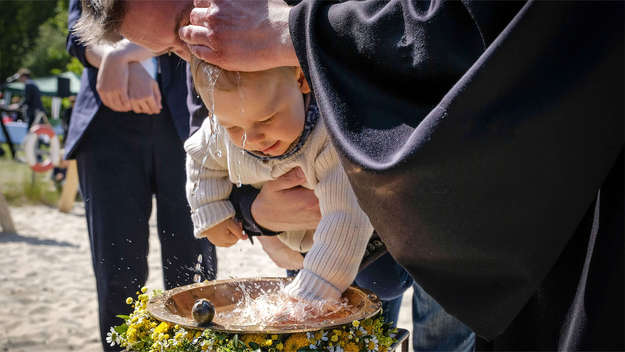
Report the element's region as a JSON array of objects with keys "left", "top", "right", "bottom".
[
  {"left": 401, "top": 337, "right": 409, "bottom": 352},
  {"left": 0, "top": 186, "right": 16, "bottom": 233},
  {"left": 58, "top": 159, "right": 79, "bottom": 213}
]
